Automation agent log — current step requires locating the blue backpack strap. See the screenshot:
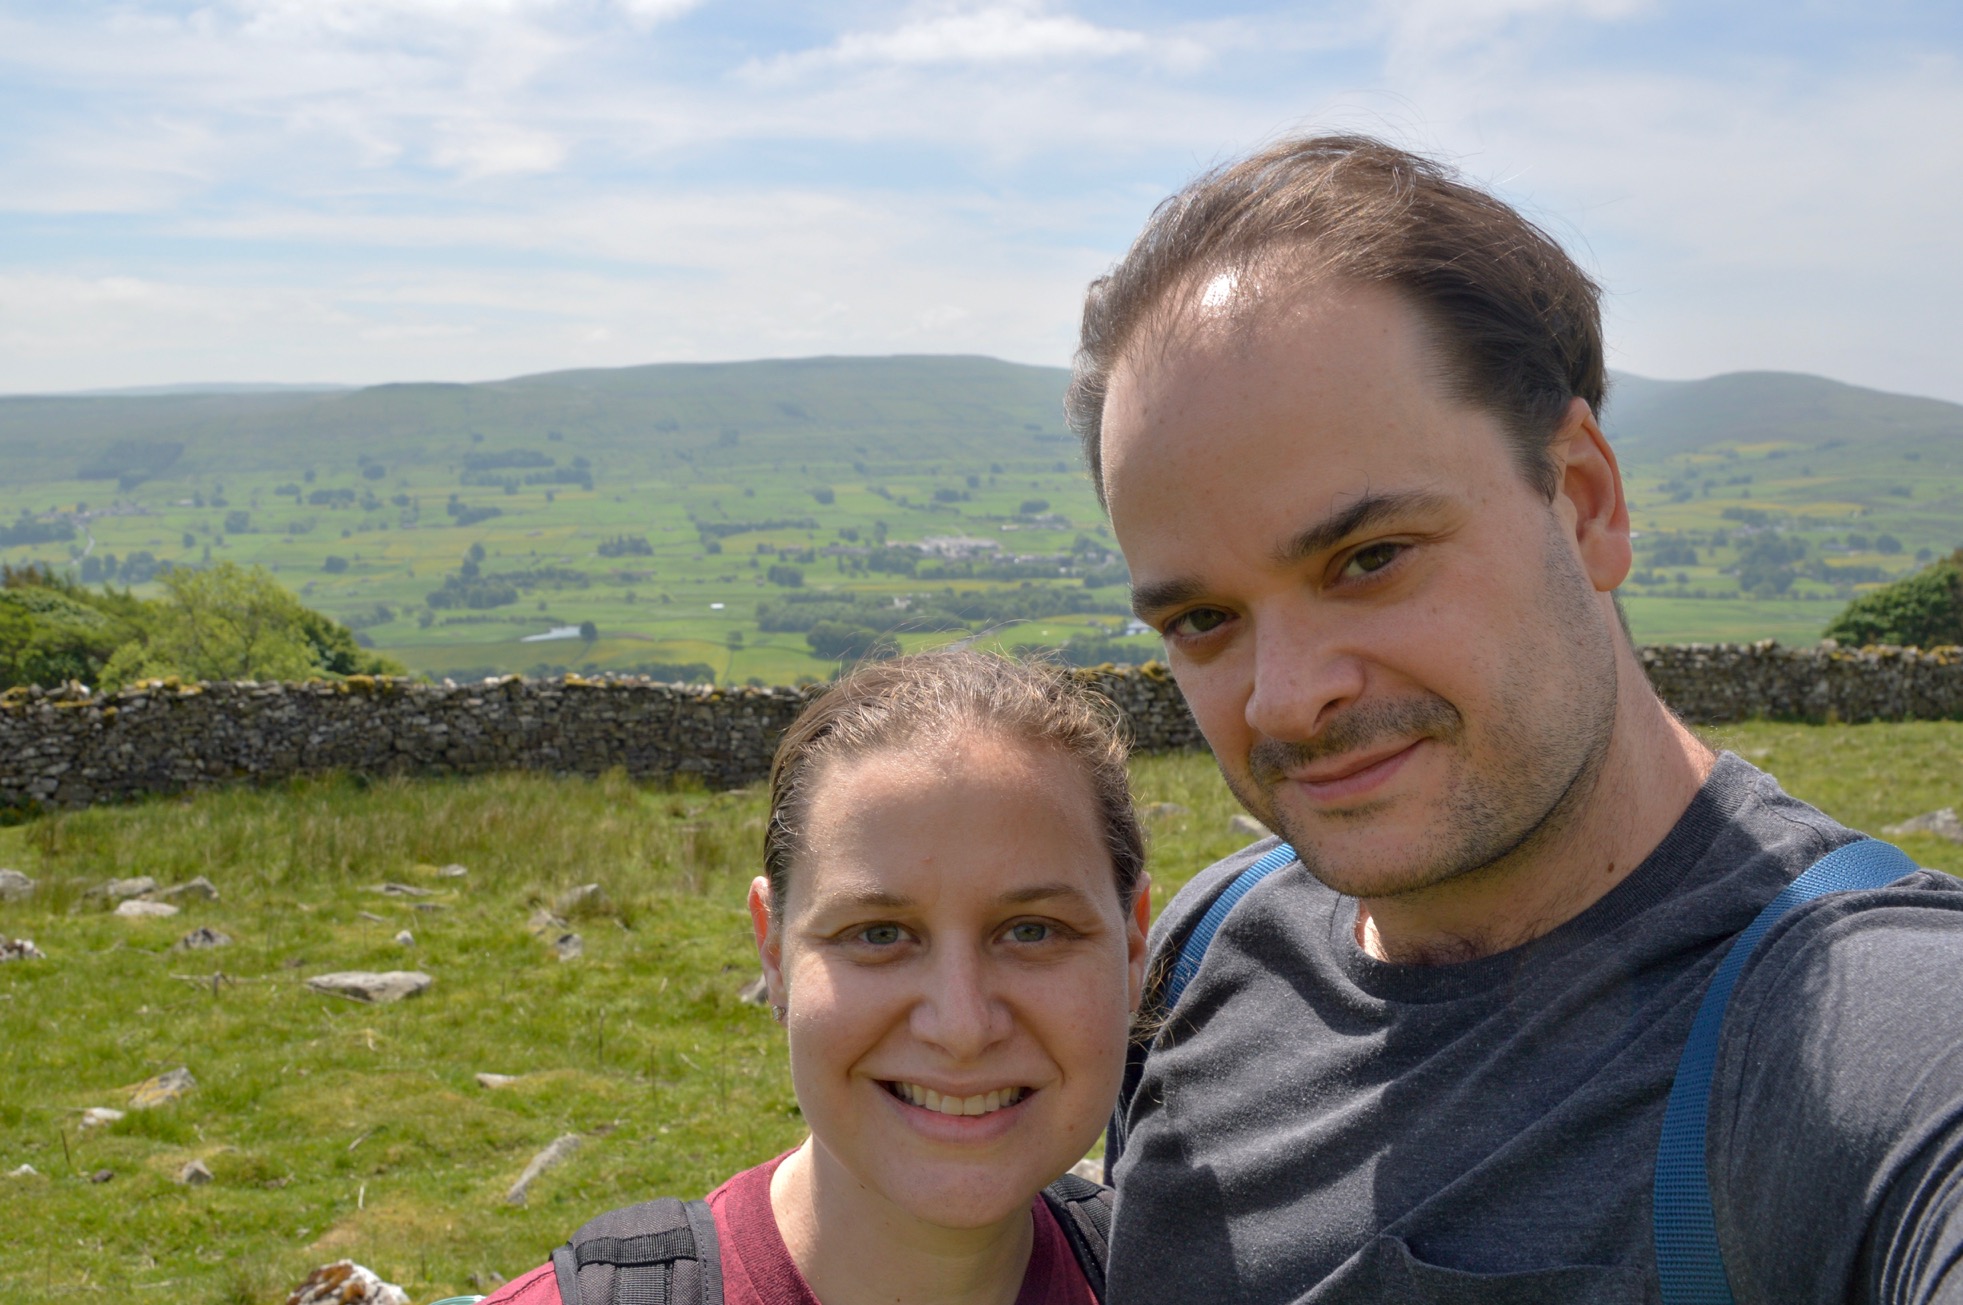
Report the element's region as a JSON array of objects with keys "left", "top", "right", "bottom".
[
  {"left": 1653, "top": 838, "right": 1919, "bottom": 1304},
  {"left": 1162, "top": 841, "right": 1298, "bottom": 1012}
]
